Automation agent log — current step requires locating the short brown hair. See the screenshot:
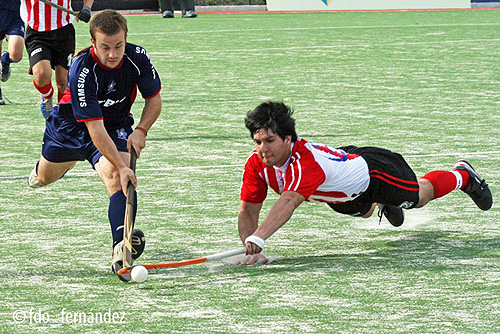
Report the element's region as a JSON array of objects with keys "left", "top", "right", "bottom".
[{"left": 89, "top": 9, "right": 128, "bottom": 40}]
